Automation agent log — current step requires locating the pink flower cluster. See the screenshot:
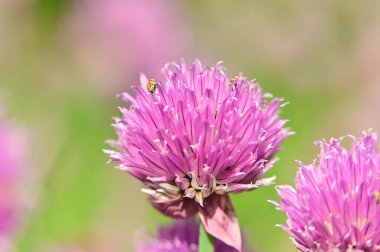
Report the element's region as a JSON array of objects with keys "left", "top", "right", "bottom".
[
  {"left": 106, "top": 58, "right": 380, "bottom": 252},
  {"left": 107, "top": 60, "right": 291, "bottom": 250},
  {"left": 275, "top": 131, "right": 380, "bottom": 251}
]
